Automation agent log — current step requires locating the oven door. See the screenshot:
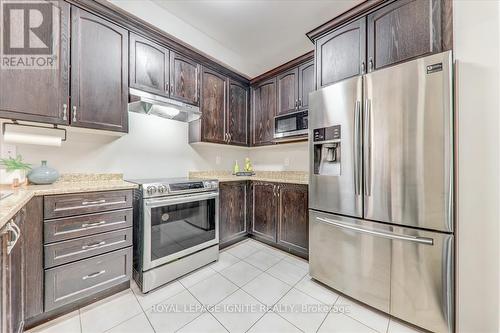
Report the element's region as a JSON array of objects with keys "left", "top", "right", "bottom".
[
  {"left": 142, "top": 191, "right": 219, "bottom": 271},
  {"left": 274, "top": 110, "right": 308, "bottom": 139}
]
